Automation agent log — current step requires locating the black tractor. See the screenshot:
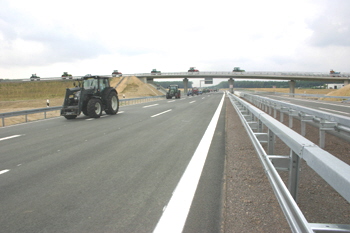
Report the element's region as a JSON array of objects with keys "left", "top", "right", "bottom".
[{"left": 61, "top": 75, "right": 119, "bottom": 119}]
